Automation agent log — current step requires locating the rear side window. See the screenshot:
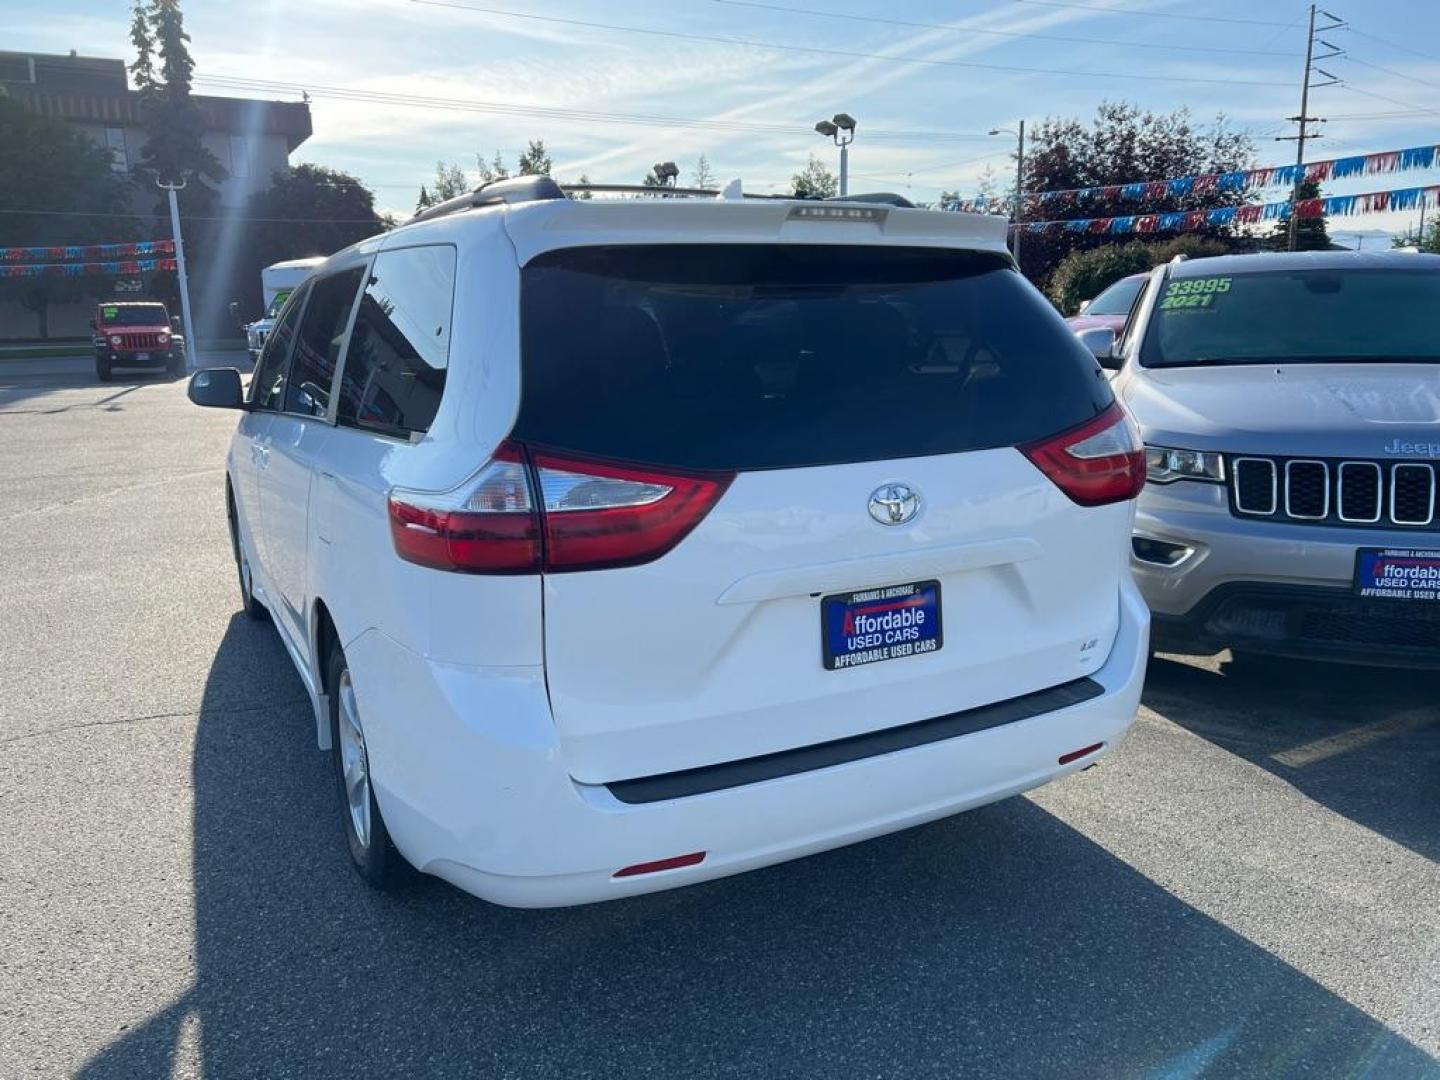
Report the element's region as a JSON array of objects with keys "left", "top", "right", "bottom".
[
  {"left": 250, "top": 283, "right": 308, "bottom": 411},
  {"left": 516, "top": 245, "right": 1110, "bottom": 471},
  {"left": 285, "top": 268, "right": 364, "bottom": 418},
  {"left": 338, "top": 245, "right": 455, "bottom": 437}
]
